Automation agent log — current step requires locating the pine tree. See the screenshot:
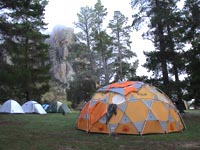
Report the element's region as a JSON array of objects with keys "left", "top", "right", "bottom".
[
  {"left": 0, "top": 0, "right": 50, "bottom": 102},
  {"left": 92, "top": 0, "right": 110, "bottom": 85},
  {"left": 131, "top": 0, "right": 186, "bottom": 112},
  {"left": 108, "top": 11, "right": 137, "bottom": 81},
  {"left": 182, "top": 0, "right": 200, "bottom": 107},
  {"left": 75, "top": 6, "right": 96, "bottom": 77}
]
